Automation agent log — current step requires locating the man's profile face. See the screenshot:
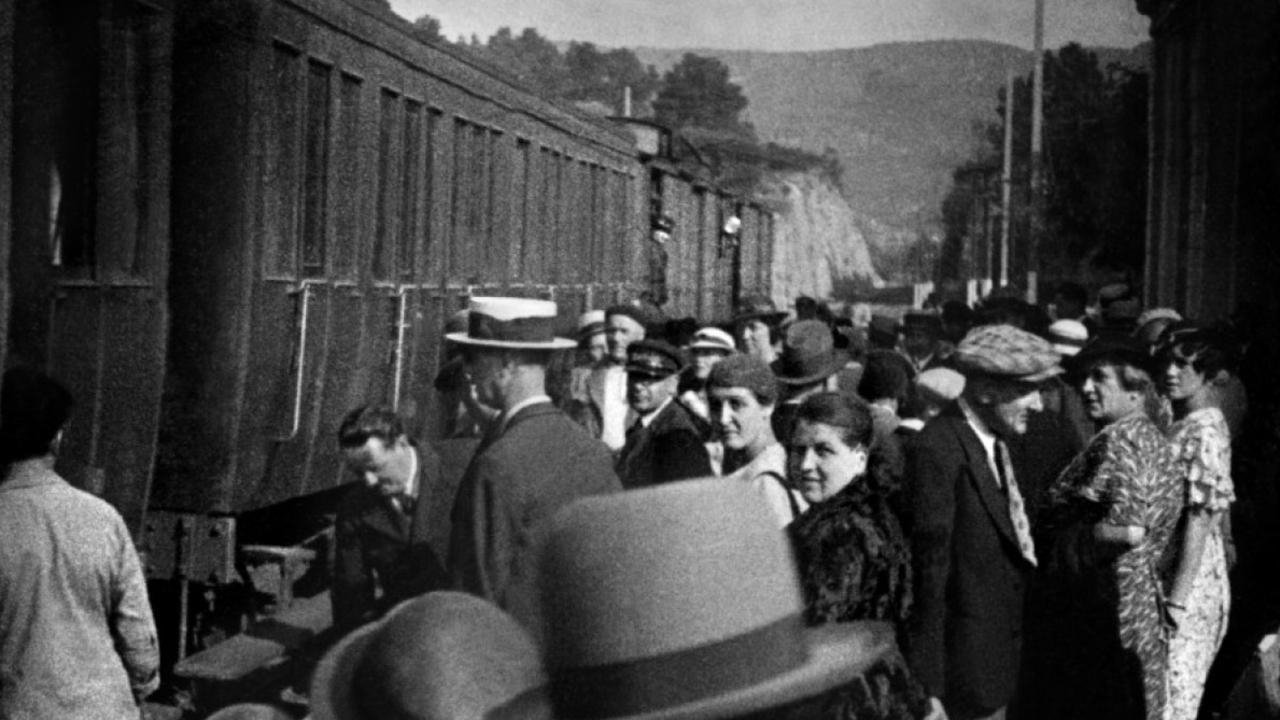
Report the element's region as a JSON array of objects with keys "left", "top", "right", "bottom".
[
  {"left": 463, "top": 350, "right": 507, "bottom": 409},
  {"left": 606, "top": 315, "right": 645, "bottom": 364},
  {"left": 976, "top": 379, "right": 1045, "bottom": 437},
  {"left": 585, "top": 333, "right": 608, "bottom": 364},
  {"left": 343, "top": 435, "right": 413, "bottom": 496}
]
